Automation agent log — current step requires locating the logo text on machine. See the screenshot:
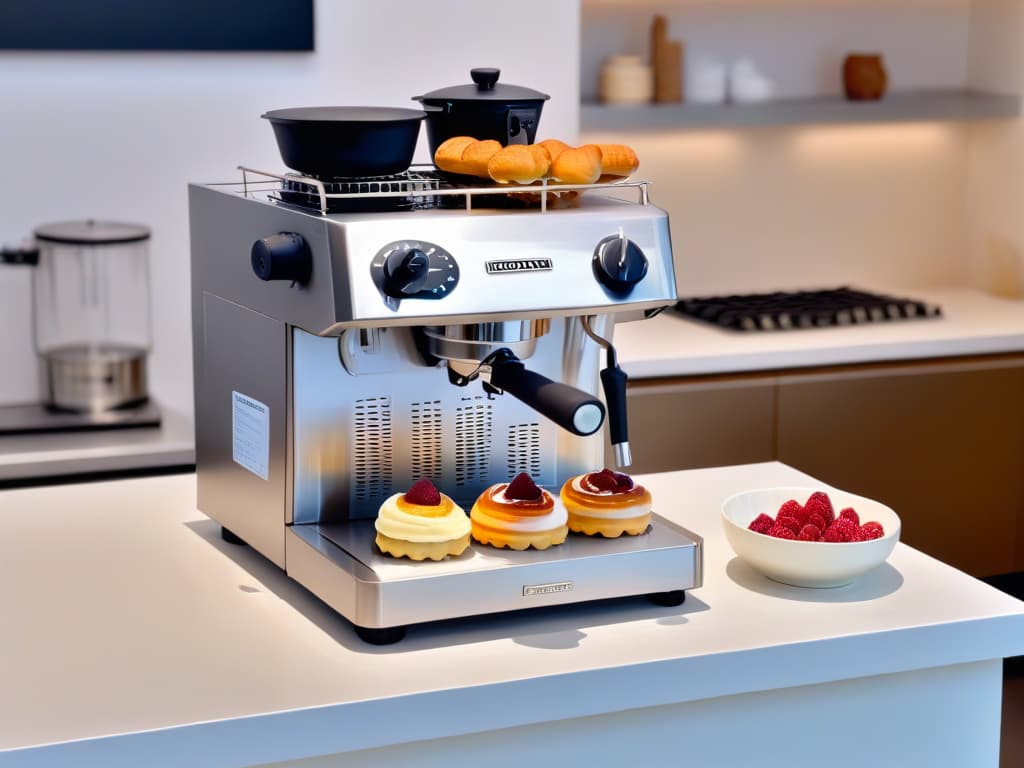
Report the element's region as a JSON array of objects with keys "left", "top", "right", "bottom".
[
  {"left": 523, "top": 581, "right": 574, "bottom": 596},
  {"left": 485, "top": 258, "right": 553, "bottom": 274}
]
